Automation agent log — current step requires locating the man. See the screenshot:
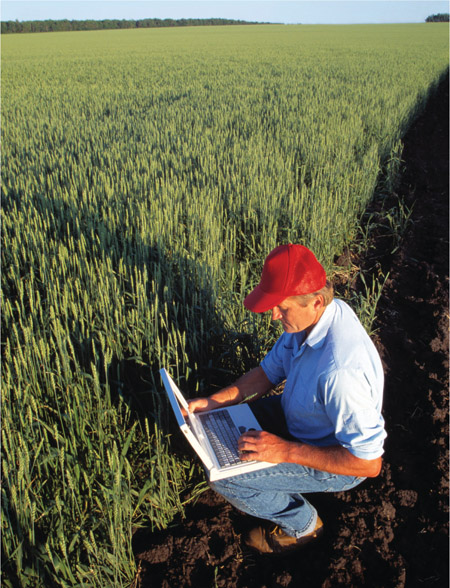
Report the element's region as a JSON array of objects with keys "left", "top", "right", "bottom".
[{"left": 188, "top": 244, "right": 386, "bottom": 554}]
